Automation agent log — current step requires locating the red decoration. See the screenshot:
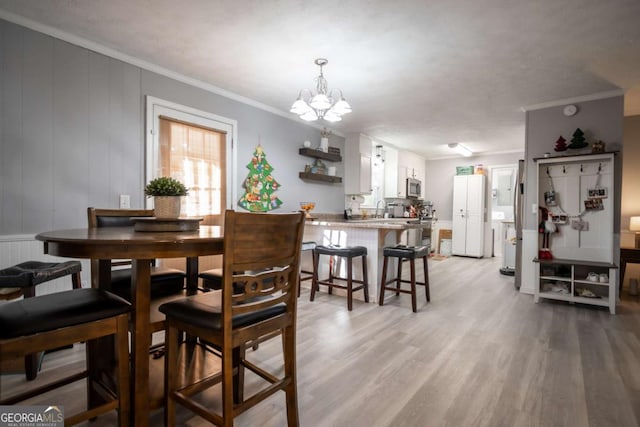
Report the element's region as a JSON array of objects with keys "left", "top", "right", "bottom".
[{"left": 554, "top": 136, "right": 567, "bottom": 152}]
